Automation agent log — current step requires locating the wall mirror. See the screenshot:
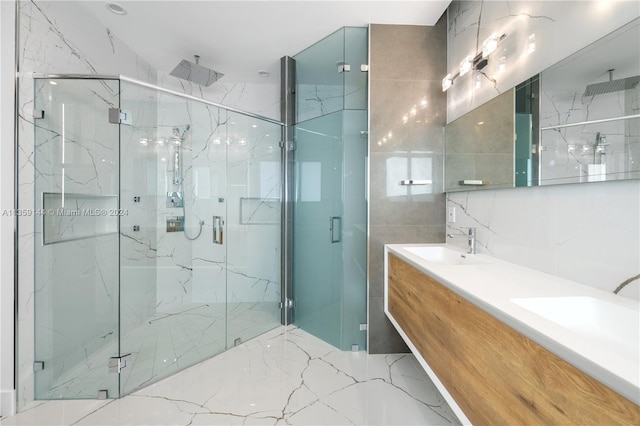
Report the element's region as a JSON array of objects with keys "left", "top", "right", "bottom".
[{"left": 445, "top": 18, "right": 639, "bottom": 192}]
